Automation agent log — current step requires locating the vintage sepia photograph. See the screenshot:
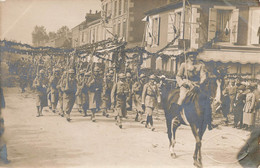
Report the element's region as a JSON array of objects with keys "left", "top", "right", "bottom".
[{"left": 0, "top": 0, "right": 260, "bottom": 167}]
